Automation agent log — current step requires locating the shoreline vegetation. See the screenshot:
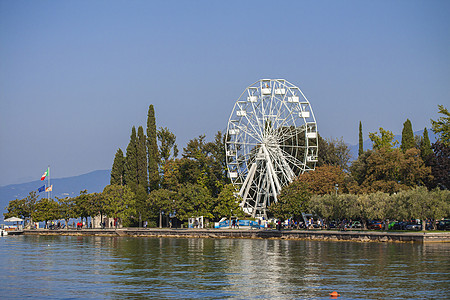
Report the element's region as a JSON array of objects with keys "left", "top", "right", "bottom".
[
  {"left": 4, "top": 105, "right": 449, "bottom": 234},
  {"left": 20, "top": 228, "right": 450, "bottom": 243}
]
